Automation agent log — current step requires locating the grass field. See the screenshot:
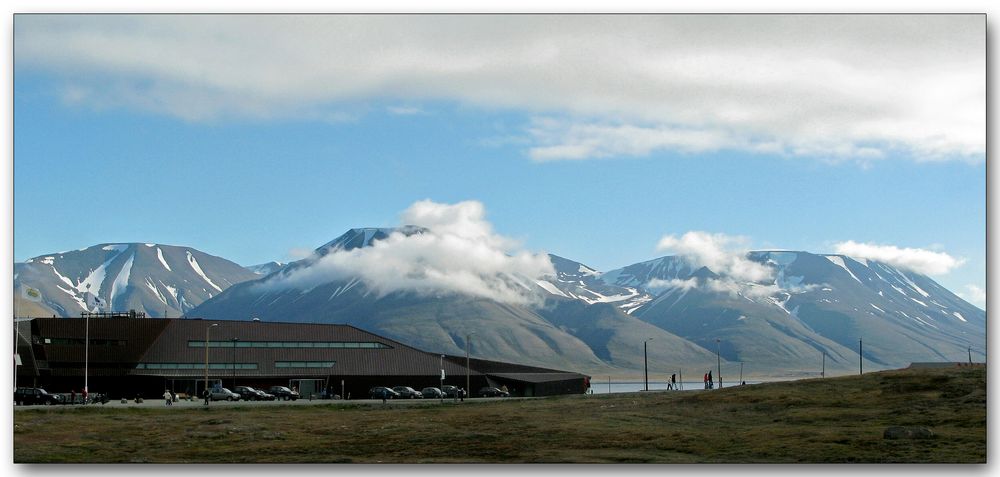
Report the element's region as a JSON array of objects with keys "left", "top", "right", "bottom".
[{"left": 13, "top": 366, "right": 986, "bottom": 463}]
